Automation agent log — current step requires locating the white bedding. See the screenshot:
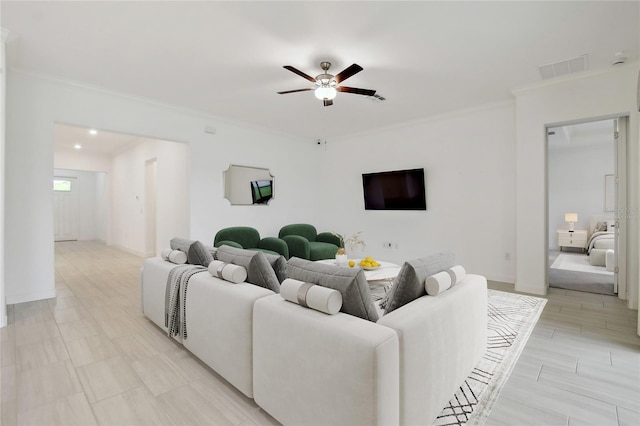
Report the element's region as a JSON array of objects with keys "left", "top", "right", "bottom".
[{"left": 587, "top": 231, "right": 614, "bottom": 254}]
